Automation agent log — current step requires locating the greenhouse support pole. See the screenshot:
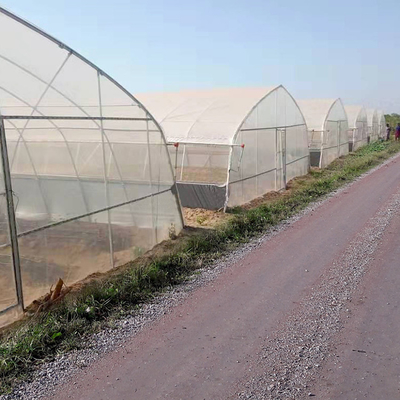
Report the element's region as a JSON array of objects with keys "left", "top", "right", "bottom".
[
  {"left": 179, "top": 145, "right": 186, "bottom": 181},
  {"left": 278, "top": 128, "right": 287, "bottom": 189},
  {"left": 319, "top": 130, "right": 324, "bottom": 169},
  {"left": 97, "top": 72, "right": 114, "bottom": 269},
  {"left": 283, "top": 129, "right": 287, "bottom": 189},
  {"left": 174, "top": 143, "right": 179, "bottom": 179},
  {"left": 223, "top": 144, "right": 234, "bottom": 212},
  {"left": 146, "top": 119, "right": 158, "bottom": 245},
  {"left": 274, "top": 128, "right": 278, "bottom": 190},
  {"left": 0, "top": 118, "right": 24, "bottom": 310}
]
